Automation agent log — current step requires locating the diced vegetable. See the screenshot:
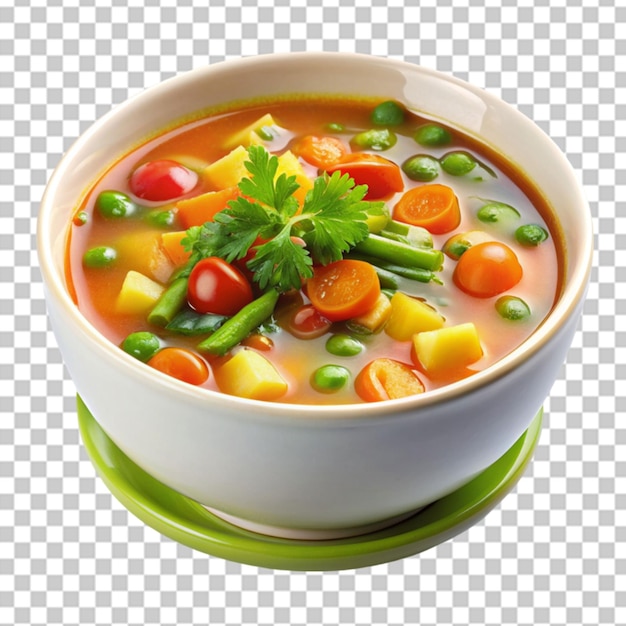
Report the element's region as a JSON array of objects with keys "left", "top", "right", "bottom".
[
  {"left": 285, "top": 304, "right": 332, "bottom": 339},
  {"left": 294, "top": 135, "right": 348, "bottom": 169},
  {"left": 130, "top": 159, "right": 198, "bottom": 201},
  {"left": 349, "top": 292, "right": 392, "bottom": 333},
  {"left": 204, "top": 146, "right": 251, "bottom": 189},
  {"left": 215, "top": 348, "right": 288, "bottom": 401},
  {"left": 371, "top": 100, "right": 405, "bottom": 126},
  {"left": 351, "top": 128, "right": 397, "bottom": 151},
  {"left": 380, "top": 220, "right": 433, "bottom": 248},
  {"left": 96, "top": 190, "right": 136, "bottom": 218},
  {"left": 402, "top": 155, "right": 440, "bottom": 182},
  {"left": 364, "top": 202, "right": 390, "bottom": 234},
  {"left": 393, "top": 184, "right": 461, "bottom": 235},
  {"left": 440, "top": 151, "right": 477, "bottom": 176},
  {"left": 147, "top": 347, "right": 209, "bottom": 385},
  {"left": 176, "top": 186, "right": 241, "bottom": 229},
  {"left": 275, "top": 150, "right": 314, "bottom": 205},
  {"left": 412, "top": 323, "right": 483, "bottom": 375},
  {"left": 116, "top": 270, "right": 165, "bottom": 315},
  {"left": 476, "top": 201, "right": 520, "bottom": 224},
  {"left": 385, "top": 292, "right": 444, "bottom": 341},
  {"left": 165, "top": 309, "right": 227, "bottom": 336},
  {"left": 115, "top": 230, "right": 174, "bottom": 283},
  {"left": 355, "top": 358, "right": 425, "bottom": 402},
  {"left": 224, "top": 113, "right": 280, "bottom": 149},
  {"left": 83, "top": 246, "right": 116, "bottom": 268},
  {"left": 325, "top": 334, "right": 364, "bottom": 357},
  {"left": 442, "top": 230, "right": 492, "bottom": 260},
  {"left": 148, "top": 276, "right": 189, "bottom": 327},
  {"left": 495, "top": 296, "right": 531, "bottom": 321},
  {"left": 354, "top": 234, "right": 444, "bottom": 272},
  {"left": 121, "top": 331, "right": 161, "bottom": 362},
  {"left": 161, "top": 231, "right": 191, "bottom": 266},
  {"left": 515, "top": 224, "right": 549, "bottom": 246},
  {"left": 312, "top": 364, "right": 351, "bottom": 393},
  {"left": 413, "top": 123, "right": 452, "bottom": 147},
  {"left": 453, "top": 241, "right": 523, "bottom": 298},
  {"left": 307, "top": 259, "right": 381, "bottom": 323}
]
